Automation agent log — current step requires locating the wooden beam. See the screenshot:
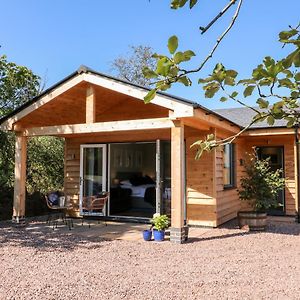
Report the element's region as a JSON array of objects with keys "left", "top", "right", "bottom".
[
  {"left": 23, "top": 118, "right": 174, "bottom": 137},
  {"left": 83, "top": 73, "right": 194, "bottom": 117},
  {"left": 86, "top": 86, "right": 96, "bottom": 123},
  {"left": 0, "top": 74, "right": 84, "bottom": 131},
  {"left": 182, "top": 117, "right": 210, "bottom": 131},
  {"left": 13, "top": 134, "right": 27, "bottom": 222},
  {"left": 171, "top": 121, "right": 185, "bottom": 230},
  {"left": 243, "top": 128, "right": 294, "bottom": 136},
  {"left": 194, "top": 108, "right": 240, "bottom": 134}
]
